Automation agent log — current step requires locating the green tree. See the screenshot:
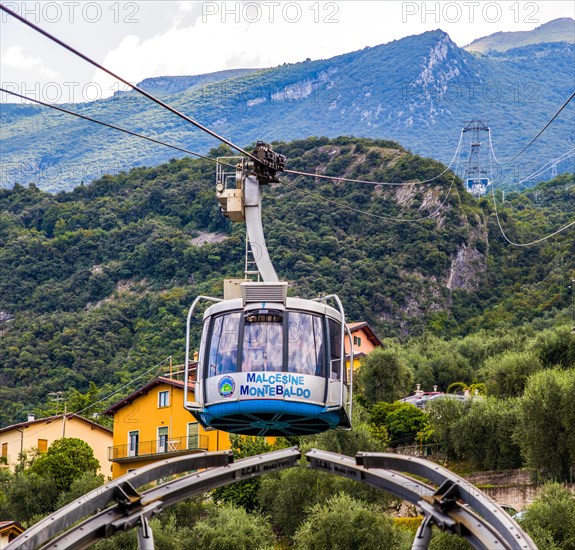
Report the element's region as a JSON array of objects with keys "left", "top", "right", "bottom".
[
  {"left": 2, "top": 473, "right": 59, "bottom": 524},
  {"left": 385, "top": 403, "right": 429, "bottom": 446},
  {"left": 56, "top": 472, "right": 104, "bottom": 508},
  {"left": 427, "top": 353, "right": 473, "bottom": 392},
  {"left": 430, "top": 531, "right": 472, "bottom": 549},
  {"left": 190, "top": 503, "right": 276, "bottom": 550},
  {"left": 356, "top": 348, "right": 413, "bottom": 406},
  {"left": 307, "top": 403, "right": 388, "bottom": 456},
  {"left": 28, "top": 437, "right": 100, "bottom": 492},
  {"left": 212, "top": 435, "right": 284, "bottom": 511},
  {"left": 452, "top": 398, "right": 523, "bottom": 470},
  {"left": 446, "top": 382, "right": 467, "bottom": 394},
  {"left": 516, "top": 369, "right": 575, "bottom": 480},
  {"left": 530, "top": 326, "right": 575, "bottom": 369},
  {"left": 426, "top": 398, "right": 468, "bottom": 459},
  {"left": 520, "top": 483, "right": 575, "bottom": 550},
  {"left": 293, "top": 493, "right": 407, "bottom": 550},
  {"left": 480, "top": 351, "right": 542, "bottom": 398}
]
